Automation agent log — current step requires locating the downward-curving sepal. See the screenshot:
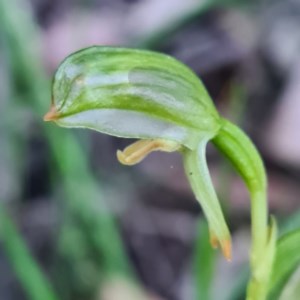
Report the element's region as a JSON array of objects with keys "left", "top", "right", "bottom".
[{"left": 182, "top": 140, "right": 232, "bottom": 260}]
